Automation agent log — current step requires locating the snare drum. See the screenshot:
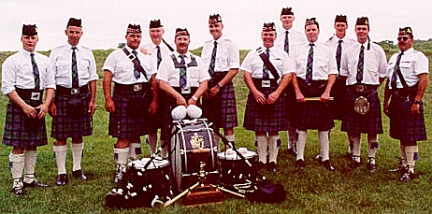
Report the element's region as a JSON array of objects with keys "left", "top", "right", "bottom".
[{"left": 217, "top": 148, "right": 257, "bottom": 188}]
